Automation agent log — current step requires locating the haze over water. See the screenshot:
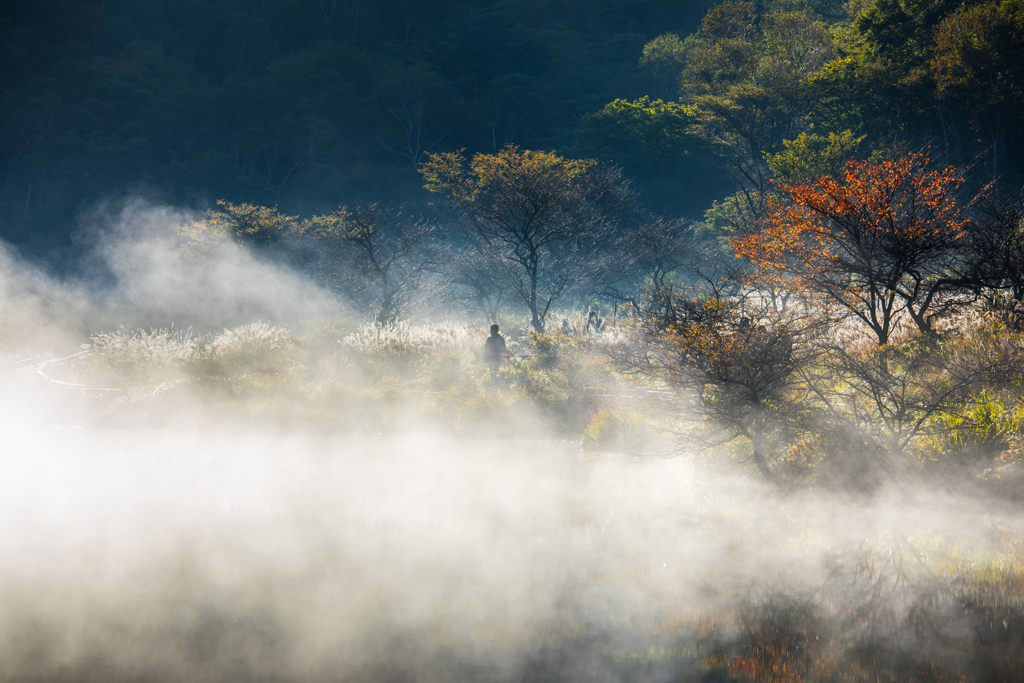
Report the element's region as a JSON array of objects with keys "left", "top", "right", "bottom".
[{"left": 1, "top": 206, "right": 1022, "bottom": 682}]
